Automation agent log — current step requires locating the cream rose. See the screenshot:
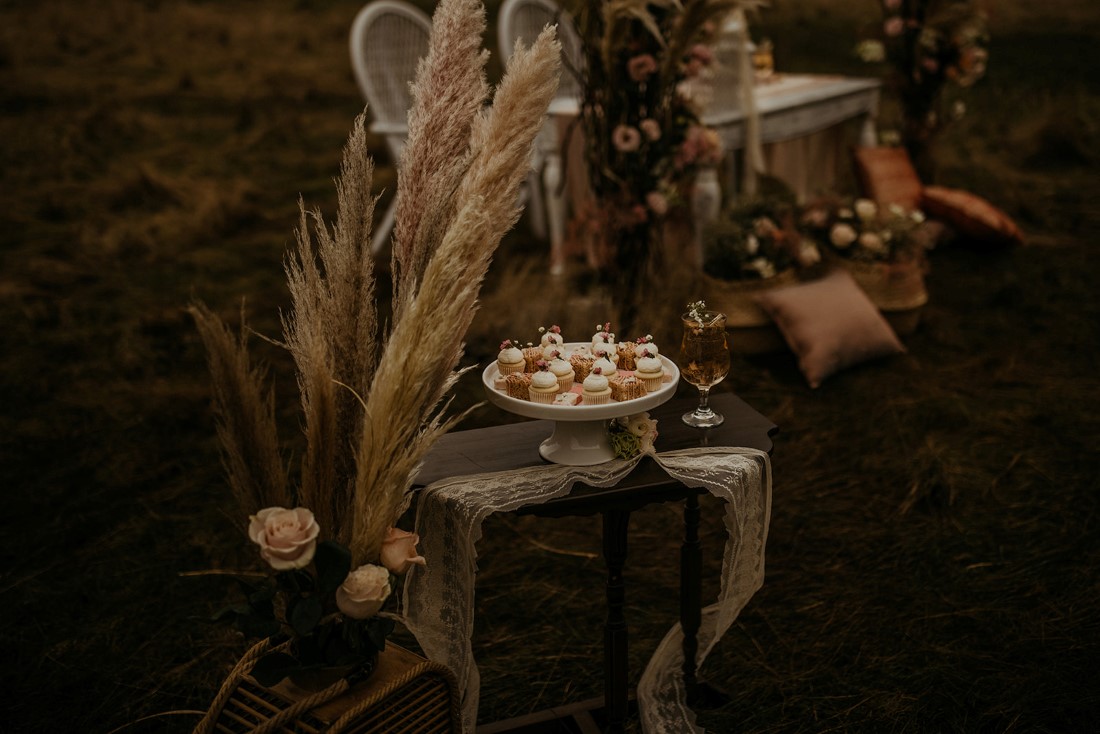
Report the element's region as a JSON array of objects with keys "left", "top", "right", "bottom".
[
  {"left": 248, "top": 506, "right": 320, "bottom": 571},
  {"left": 336, "top": 564, "right": 391, "bottom": 619},
  {"left": 380, "top": 527, "right": 427, "bottom": 575},
  {"left": 854, "top": 198, "right": 878, "bottom": 222},
  {"left": 830, "top": 223, "right": 857, "bottom": 249},
  {"left": 859, "top": 232, "right": 888, "bottom": 255}
]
